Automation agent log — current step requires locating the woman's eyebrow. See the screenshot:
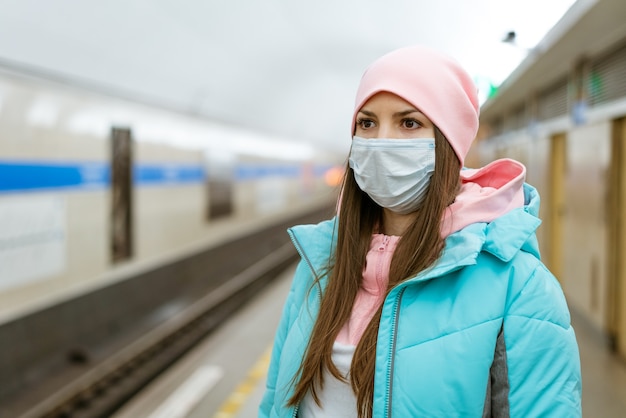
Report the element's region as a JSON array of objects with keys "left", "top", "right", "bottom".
[
  {"left": 358, "top": 109, "right": 421, "bottom": 117},
  {"left": 393, "top": 109, "right": 421, "bottom": 117}
]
